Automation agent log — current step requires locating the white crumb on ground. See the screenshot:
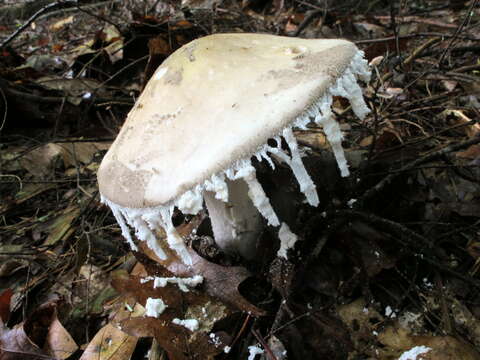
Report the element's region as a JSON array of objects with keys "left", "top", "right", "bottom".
[
  {"left": 398, "top": 346, "right": 432, "bottom": 360},
  {"left": 247, "top": 345, "right": 264, "bottom": 360},
  {"left": 145, "top": 298, "right": 167, "bottom": 318},
  {"left": 172, "top": 318, "right": 199, "bottom": 332}
]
